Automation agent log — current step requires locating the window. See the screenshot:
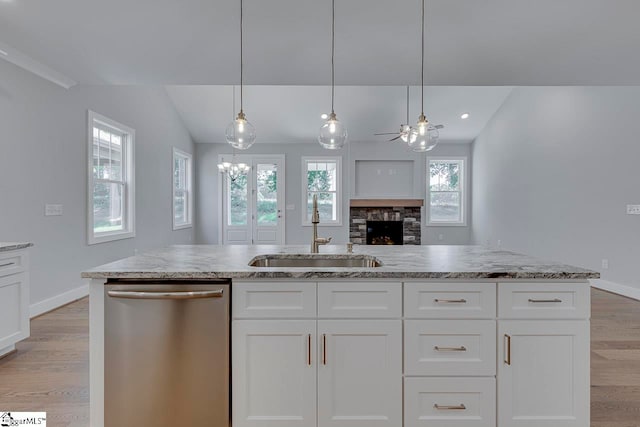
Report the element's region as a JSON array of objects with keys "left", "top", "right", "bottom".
[
  {"left": 302, "top": 157, "right": 342, "bottom": 225},
  {"left": 427, "top": 157, "right": 466, "bottom": 225},
  {"left": 173, "top": 148, "right": 193, "bottom": 230},
  {"left": 88, "top": 111, "right": 135, "bottom": 244}
]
